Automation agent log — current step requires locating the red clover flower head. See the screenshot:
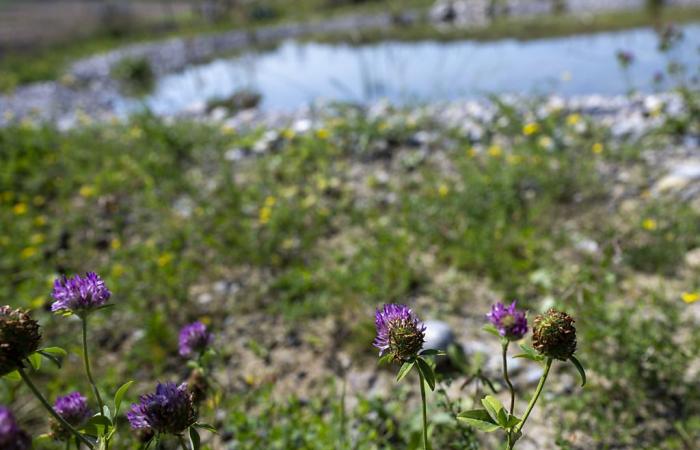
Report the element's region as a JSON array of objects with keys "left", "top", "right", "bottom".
[
  {"left": 487, "top": 301, "right": 528, "bottom": 341},
  {"left": 127, "top": 382, "right": 197, "bottom": 435},
  {"left": 51, "top": 272, "right": 111, "bottom": 315},
  {"left": 0, "top": 406, "right": 31, "bottom": 450},
  {"left": 178, "top": 322, "right": 213, "bottom": 358},
  {"left": 373, "top": 304, "right": 426, "bottom": 362}
]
